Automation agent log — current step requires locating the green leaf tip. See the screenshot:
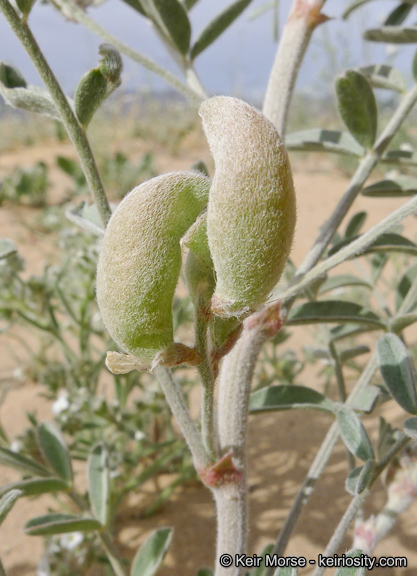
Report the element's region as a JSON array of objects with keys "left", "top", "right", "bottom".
[
  {"left": 131, "top": 527, "right": 173, "bottom": 576},
  {"left": 336, "top": 70, "right": 377, "bottom": 149},
  {"left": 75, "top": 44, "right": 122, "bottom": 128},
  {"left": 0, "top": 62, "right": 26, "bottom": 88},
  {"left": 377, "top": 333, "right": 417, "bottom": 414},
  {"left": 200, "top": 96, "right": 296, "bottom": 318}
]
